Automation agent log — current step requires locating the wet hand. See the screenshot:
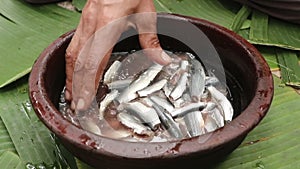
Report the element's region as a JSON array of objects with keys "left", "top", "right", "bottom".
[{"left": 65, "top": 0, "right": 172, "bottom": 111}]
